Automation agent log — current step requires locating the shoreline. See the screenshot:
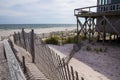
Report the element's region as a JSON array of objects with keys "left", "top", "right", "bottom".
[{"left": 0, "top": 27, "right": 76, "bottom": 40}]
